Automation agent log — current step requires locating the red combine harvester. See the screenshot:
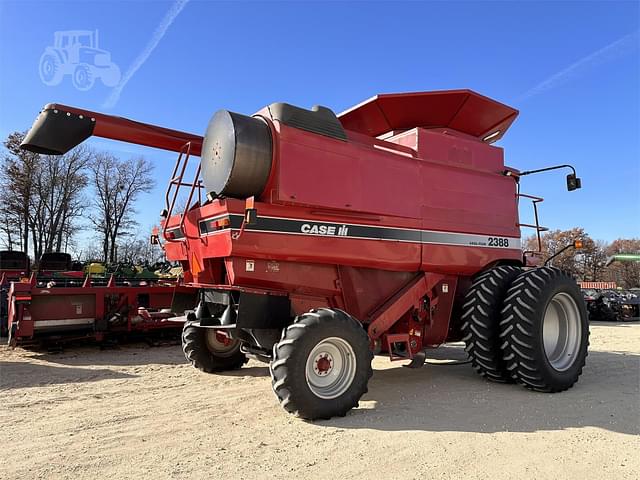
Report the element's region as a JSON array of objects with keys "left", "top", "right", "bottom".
[{"left": 21, "top": 90, "right": 589, "bottom": 419}]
